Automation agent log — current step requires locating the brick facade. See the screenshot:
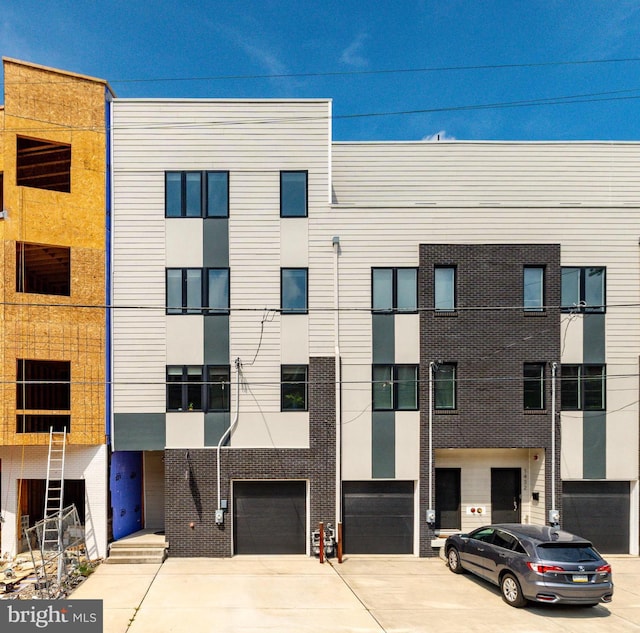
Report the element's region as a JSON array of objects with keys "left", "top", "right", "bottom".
[
  {"left": 165, "top": 357, "right": 336, "bottom": 557},
  {"left": 418, "top": 244, "right": 562, "bottom": 555}
]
